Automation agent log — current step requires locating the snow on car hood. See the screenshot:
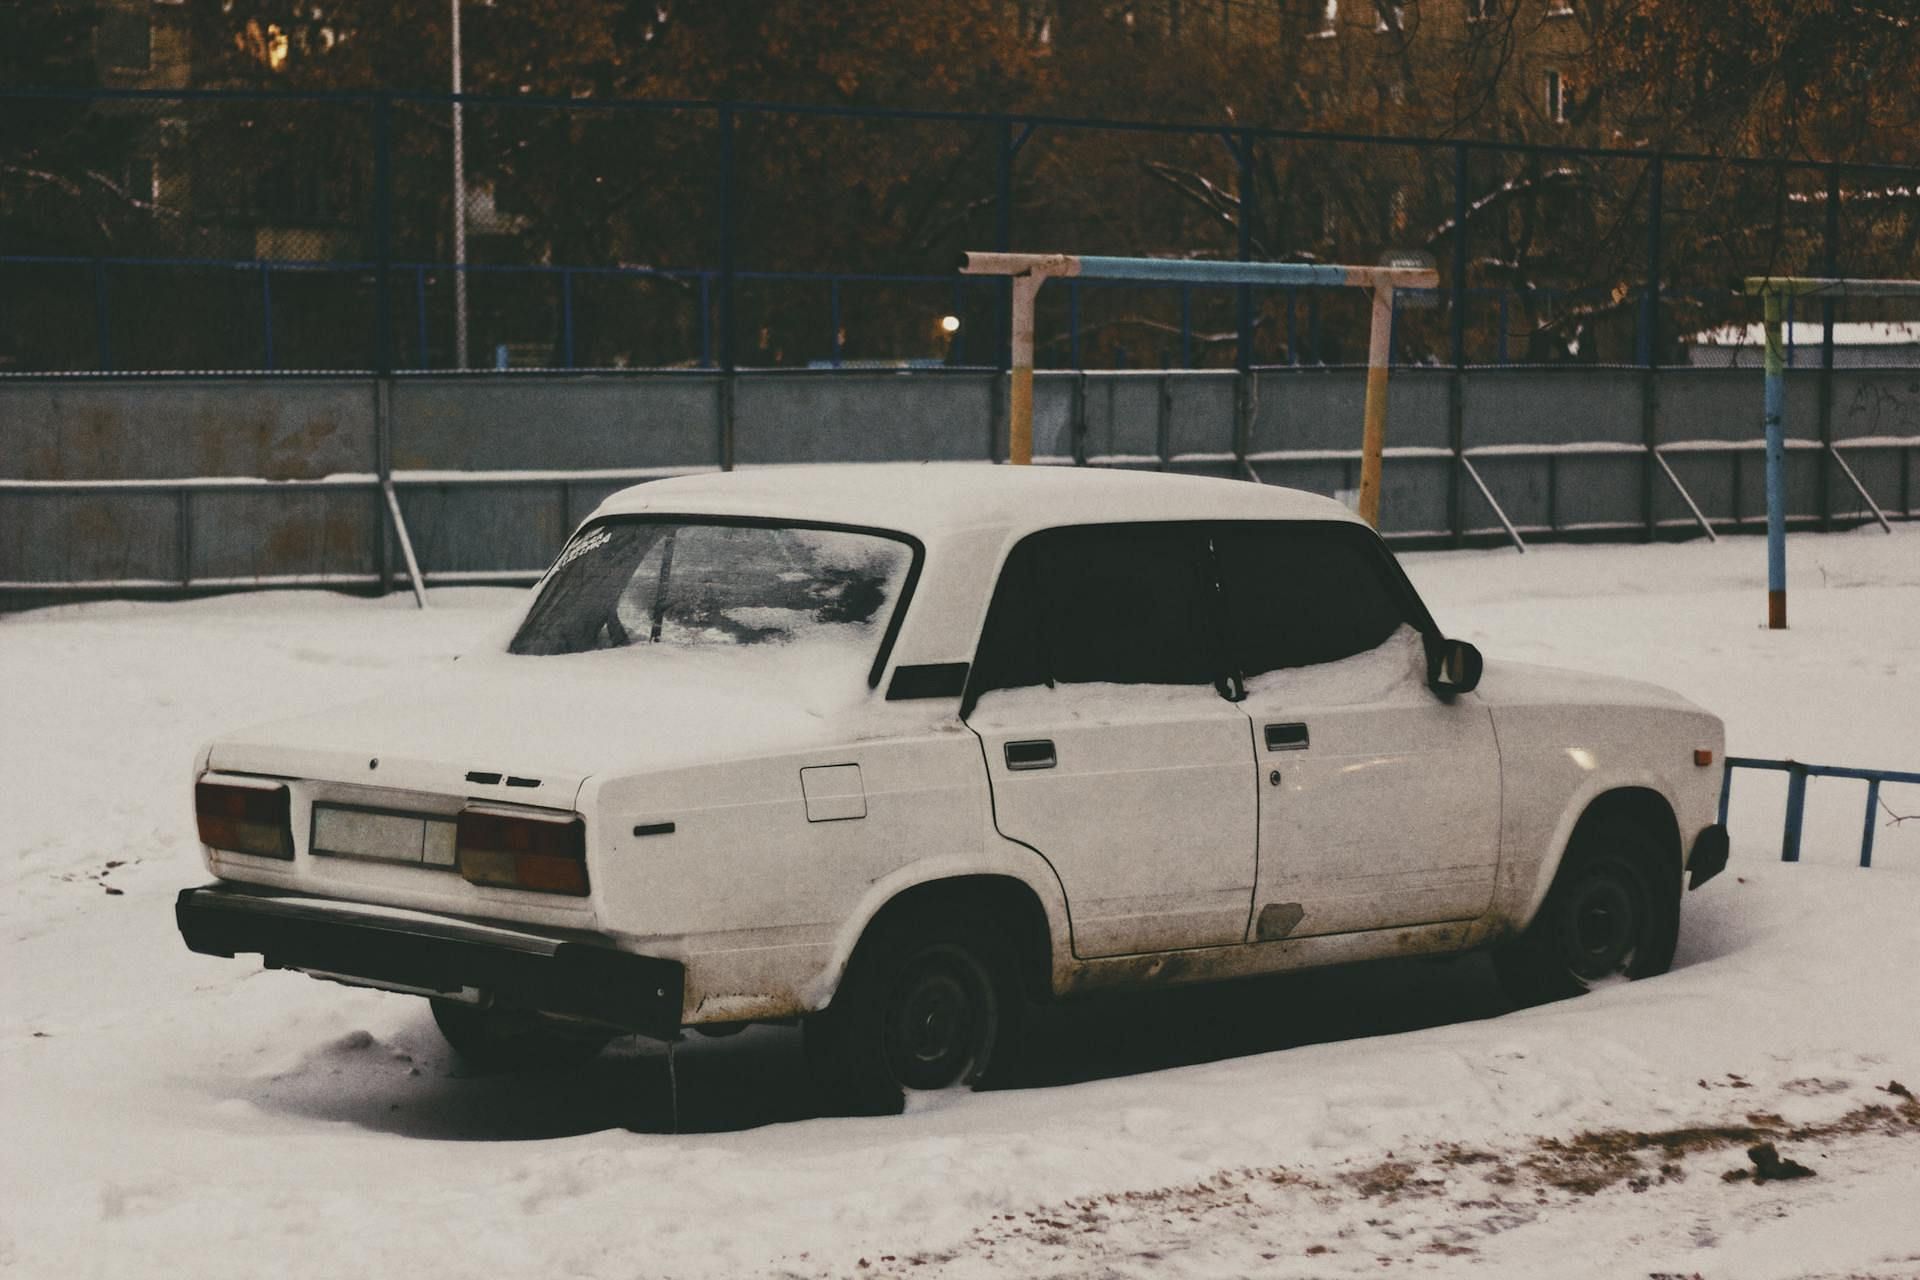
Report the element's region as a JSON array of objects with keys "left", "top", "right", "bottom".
[
  {"left": 1474, "top": 657, "right": 1707, "bottom": 713},
  {"left": 206, "top": 644, "right": 887, "bottom": 801}
]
